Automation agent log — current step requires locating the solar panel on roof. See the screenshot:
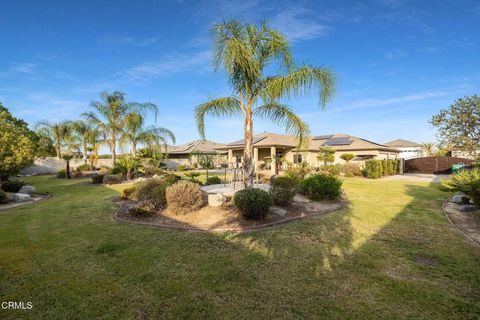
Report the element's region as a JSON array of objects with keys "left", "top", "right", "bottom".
[
  {"left": 313, "top": 134, "right": 333, "bottom": 140},
  {"left": 323, "top": 137, "right": 353, "bottom": 146},
  {"left": 227, "top": 136, "right": 266, "bottom": 146}
]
